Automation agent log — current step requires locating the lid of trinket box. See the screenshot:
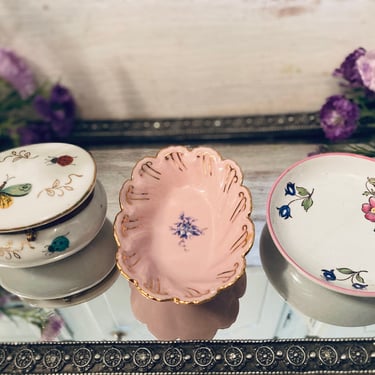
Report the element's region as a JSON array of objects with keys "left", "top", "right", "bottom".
[{"left": 0, "top": 143, "right": 96, "bottom": 232}]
